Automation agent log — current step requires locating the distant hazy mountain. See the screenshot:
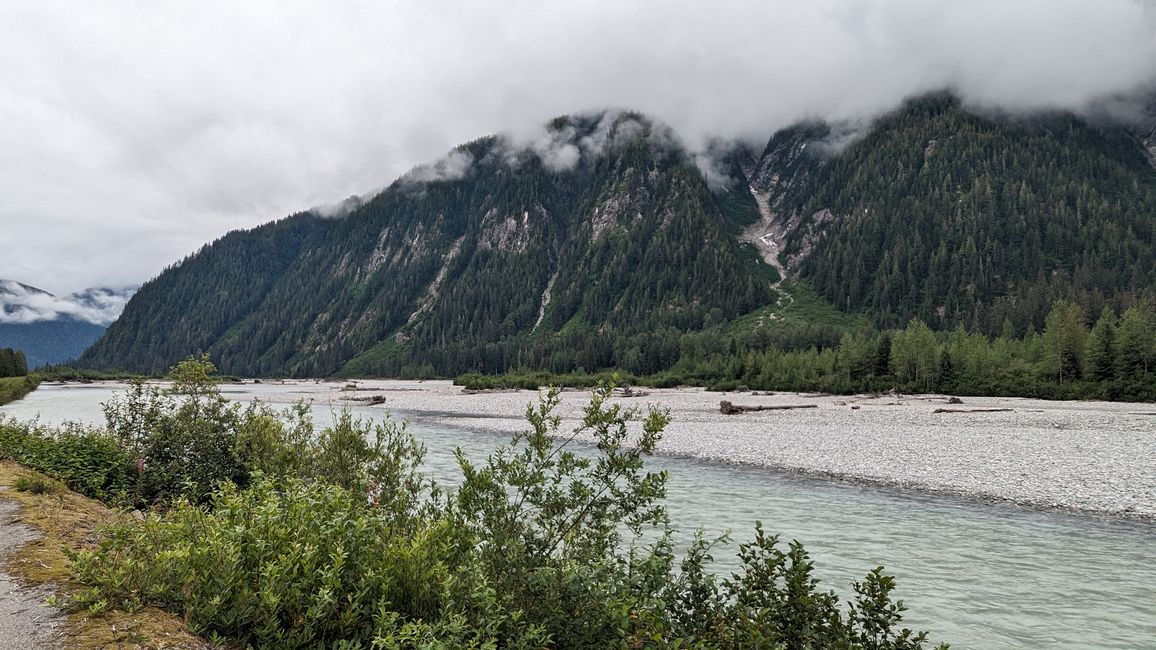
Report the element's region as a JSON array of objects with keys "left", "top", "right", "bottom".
[
  {"left": 0, "top": 280, "right": 136, "bottom": 368},
  {"left": 80, "top": 92, "right": 1156, "bottom": 377}
]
